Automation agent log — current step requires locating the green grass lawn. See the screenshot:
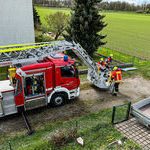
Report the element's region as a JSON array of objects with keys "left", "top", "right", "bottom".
[
  {"left": 36, "top": 7, "right": 70, "bottom": 25},
  {"left": 36, "top": 7, "right": 150, "bottom": 60},
  {"left": 0, "top": 108, "right": 141, "bottom": 150},
  {"left": 103, "top": 12, "right": 150, "bottom": 59}
]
